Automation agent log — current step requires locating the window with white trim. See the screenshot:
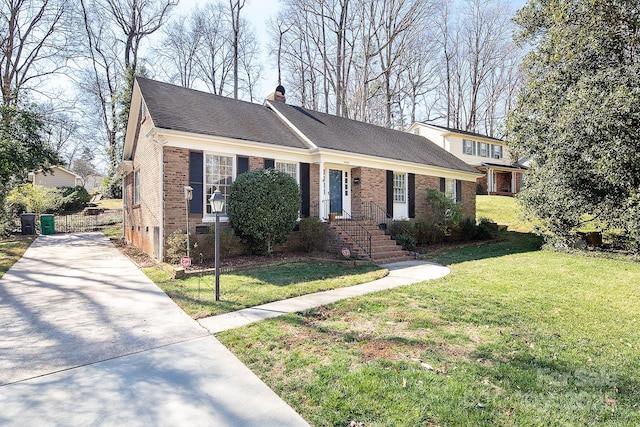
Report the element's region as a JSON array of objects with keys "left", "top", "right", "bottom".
[
  {"left": 276, "top": 161, "right": 297, "bottom": 181},
  {"left": 205, "top": 154, "right": 233, "bottom": 214},
  {"left": 393, "top": 173, "right": 406, "bottom": 203},
  {"left": 492, "top": 144, "right": 503, "bottom": 159},
  {"left": 463, "top": 139, "right": 475, "bottom": 155},
  {"left": 133, "top": 169, "right": 140, "bottom": 205},
  {"left": 445, "top": 178, "right": 456, "bottom": 202},
  {"left": 478, "top": 142, "right": 489, "bottom": 157}
]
